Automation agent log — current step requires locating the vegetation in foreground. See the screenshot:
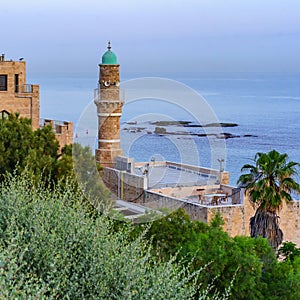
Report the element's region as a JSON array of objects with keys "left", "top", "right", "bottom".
[
  {"left": 0, "top": 175, "right": 208, "bottom": 299},
  {"left": 140, "top": 209, "right": 300, "bottom": 299},
  {"left": 0, "top": 175, "right": 299, "bottom": 299}
]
